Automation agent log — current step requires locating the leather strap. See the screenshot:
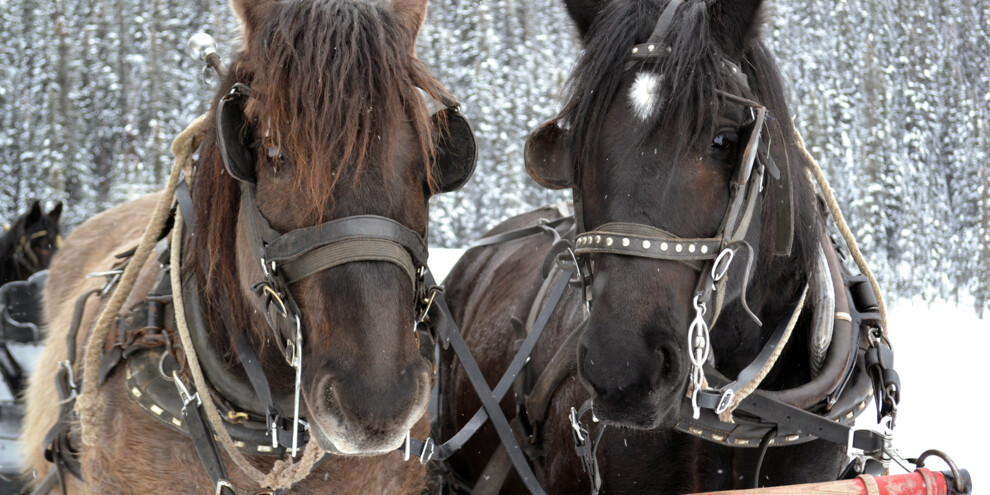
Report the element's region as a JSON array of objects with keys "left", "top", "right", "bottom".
[
  {"left": 426, "top": 268, "right": 550, "bottom": 495},
  {"left": 178, "top": 386, "right": 236, "bottom": 495},
  {"left": 628, "top": 0, "right": 685, "bottom": 59},
  {"left": 432, "top": 272, "right": 570, "bottom": 464},
  {"left": 264, "top": 214, "right": 428, "bottom": 269},
  {"left": 278, "top": 237, "right": 416, "bottom": 289},
  {"left": 471, "top": 216, "right": 574, "bottom": 249}
]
